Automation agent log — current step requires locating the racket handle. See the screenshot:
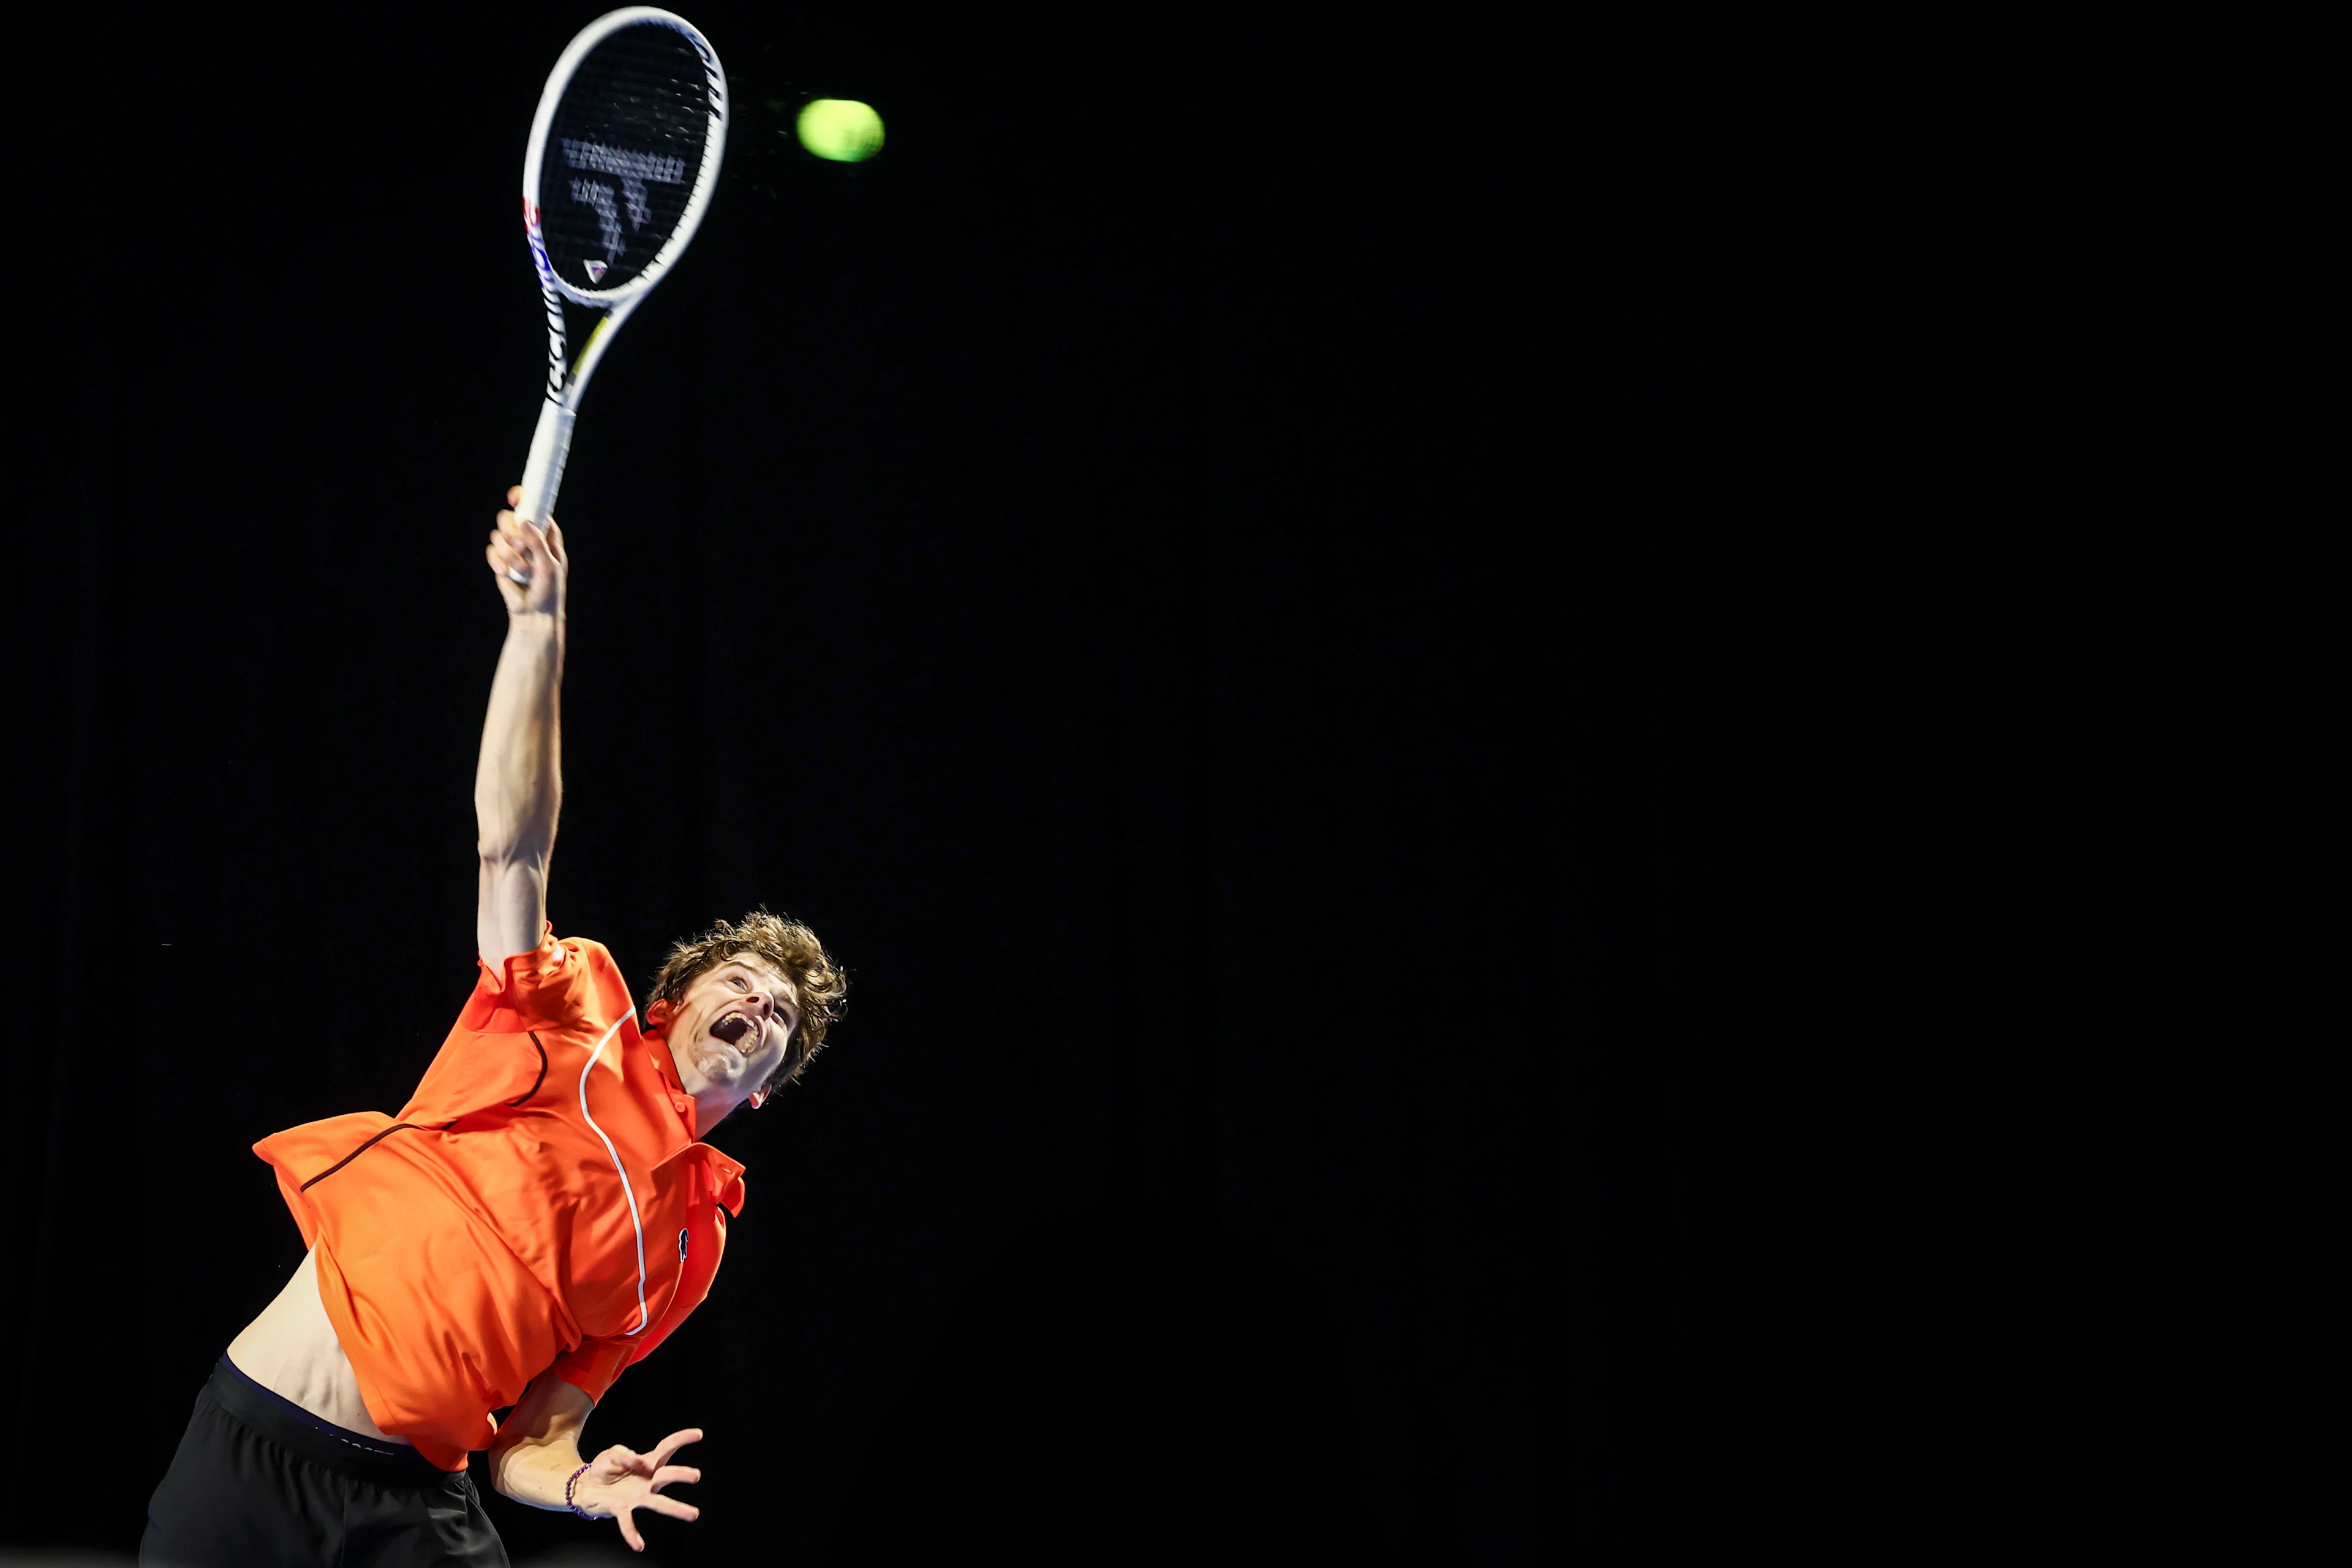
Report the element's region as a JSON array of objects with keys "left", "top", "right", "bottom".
[{"left": 517, "top": 401, "right": 576, "bottom": 527}]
